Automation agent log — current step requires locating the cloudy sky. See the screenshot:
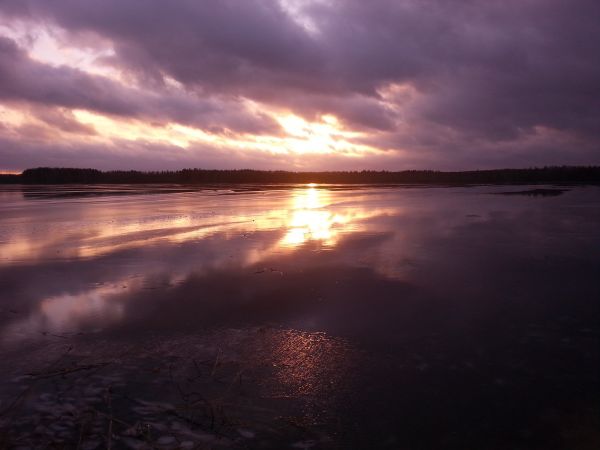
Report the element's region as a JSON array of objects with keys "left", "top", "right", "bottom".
[{"left": 0, "top": 0, "right": 599, "bottom": 172}]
